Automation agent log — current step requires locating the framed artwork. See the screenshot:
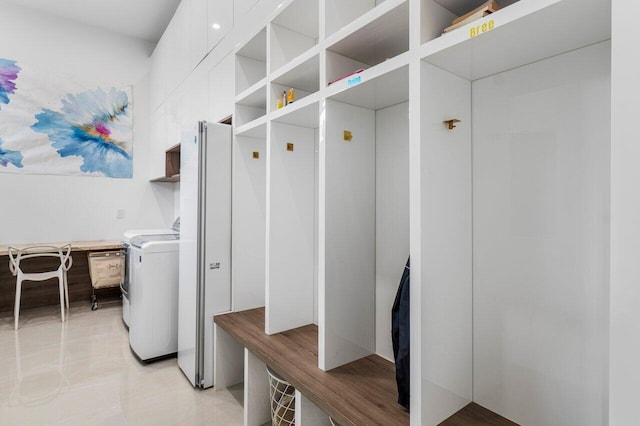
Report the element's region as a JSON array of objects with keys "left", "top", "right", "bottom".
[{"left": 0, "top": 57, "right": 133, "bottom": 178}]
